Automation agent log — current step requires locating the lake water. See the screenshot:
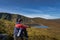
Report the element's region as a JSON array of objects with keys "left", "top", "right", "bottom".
[
  {"left": 33, "top": 25, "right": 48, "bottom": 28},
  {"left": 26, "top": 24, "right": 48, "bottom": 28}
]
